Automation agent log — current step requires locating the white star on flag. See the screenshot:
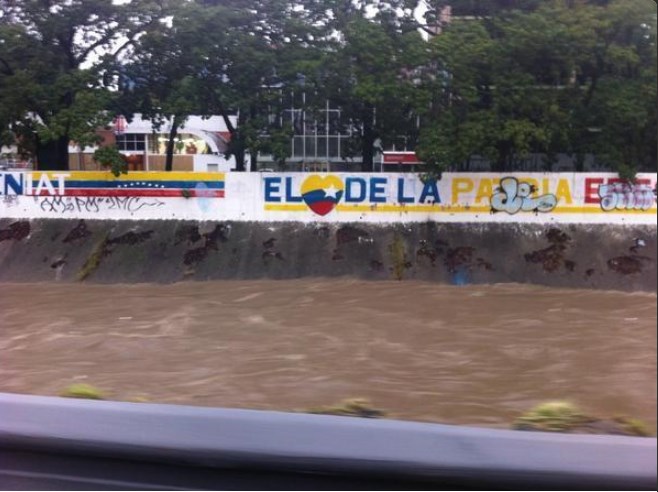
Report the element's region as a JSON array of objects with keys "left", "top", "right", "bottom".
[{"left": 324, "top": 185, "right": 339, "bottom": 199}]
